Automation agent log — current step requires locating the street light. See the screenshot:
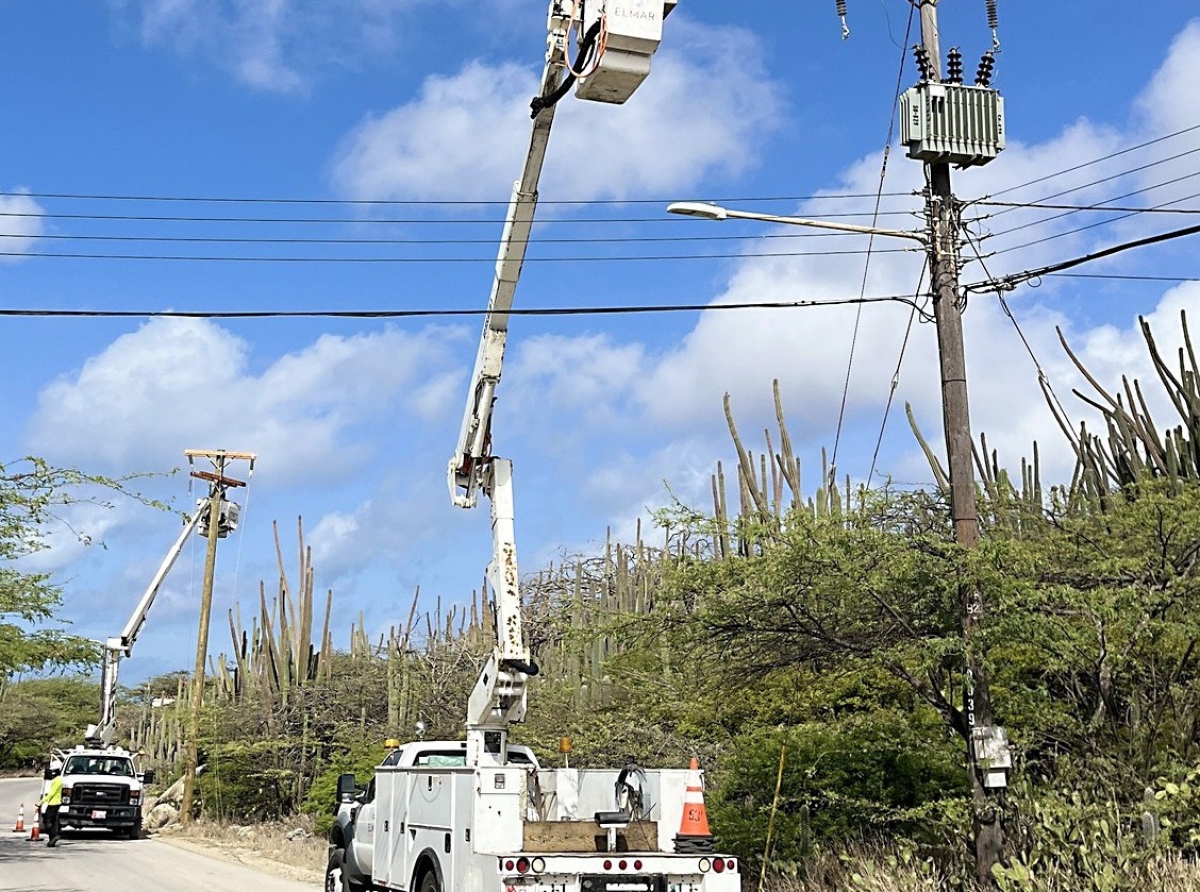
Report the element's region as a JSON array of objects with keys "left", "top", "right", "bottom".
[{"left": 666, "top": 201, "right": 927, "bottom": 244}]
